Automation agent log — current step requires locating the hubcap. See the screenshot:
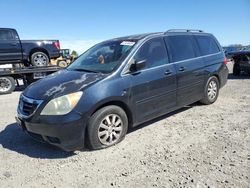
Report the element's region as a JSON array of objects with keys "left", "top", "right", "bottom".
[
  {"left": 98, "top": 114, "right": 123, "bottom": 146},
  {"left": 0, "top": 78, "right": 12, "bottom": 92},
  {"left": 208, "top": 80, "right": 217, "bottom": 101},
  {"left": 34, "top": 53, "right": 47, "bottom": 66}
]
